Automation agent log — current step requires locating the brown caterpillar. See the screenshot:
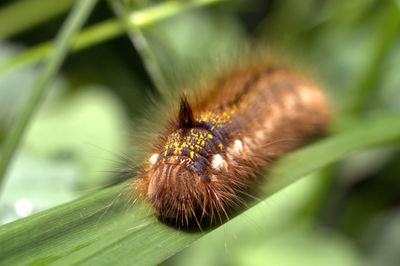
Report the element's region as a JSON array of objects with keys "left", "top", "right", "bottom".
[{"left": 133, "top": 63, "right": 331, "bottom": 228}]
